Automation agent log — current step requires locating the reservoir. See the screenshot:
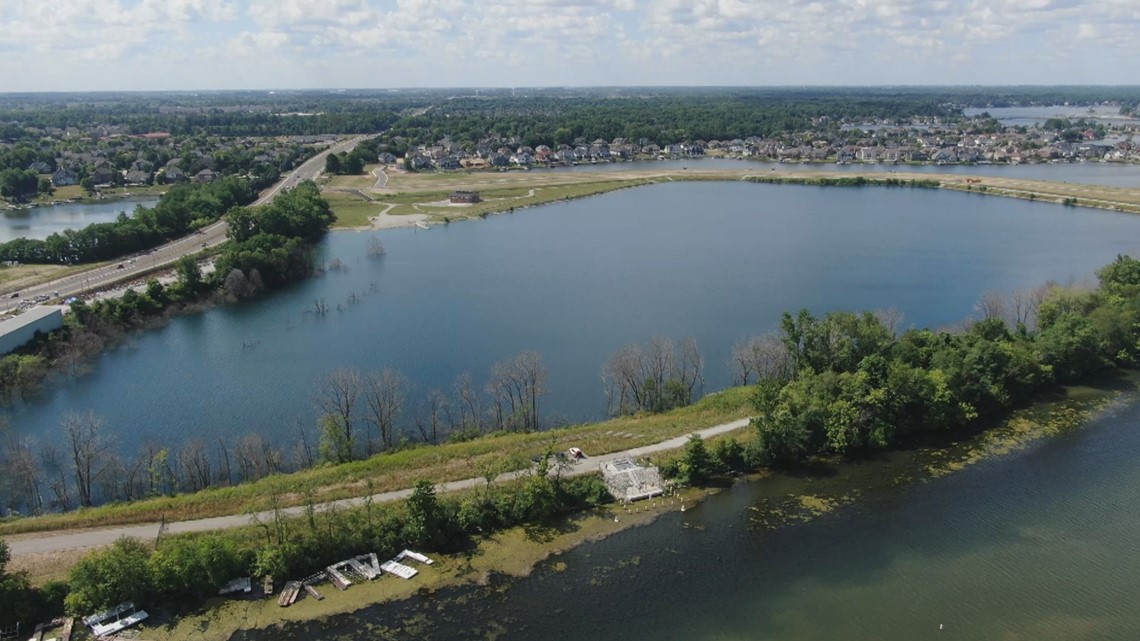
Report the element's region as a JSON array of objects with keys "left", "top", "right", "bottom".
[
  {"left": 8, "top": 181, "right": 1140, "bottom": 451},
  {"left": 0, "top": 197, "right": 161, "bottom": 243},
  {"left": 243, "top": 387, "right": 1140, "bottom": 641}
]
